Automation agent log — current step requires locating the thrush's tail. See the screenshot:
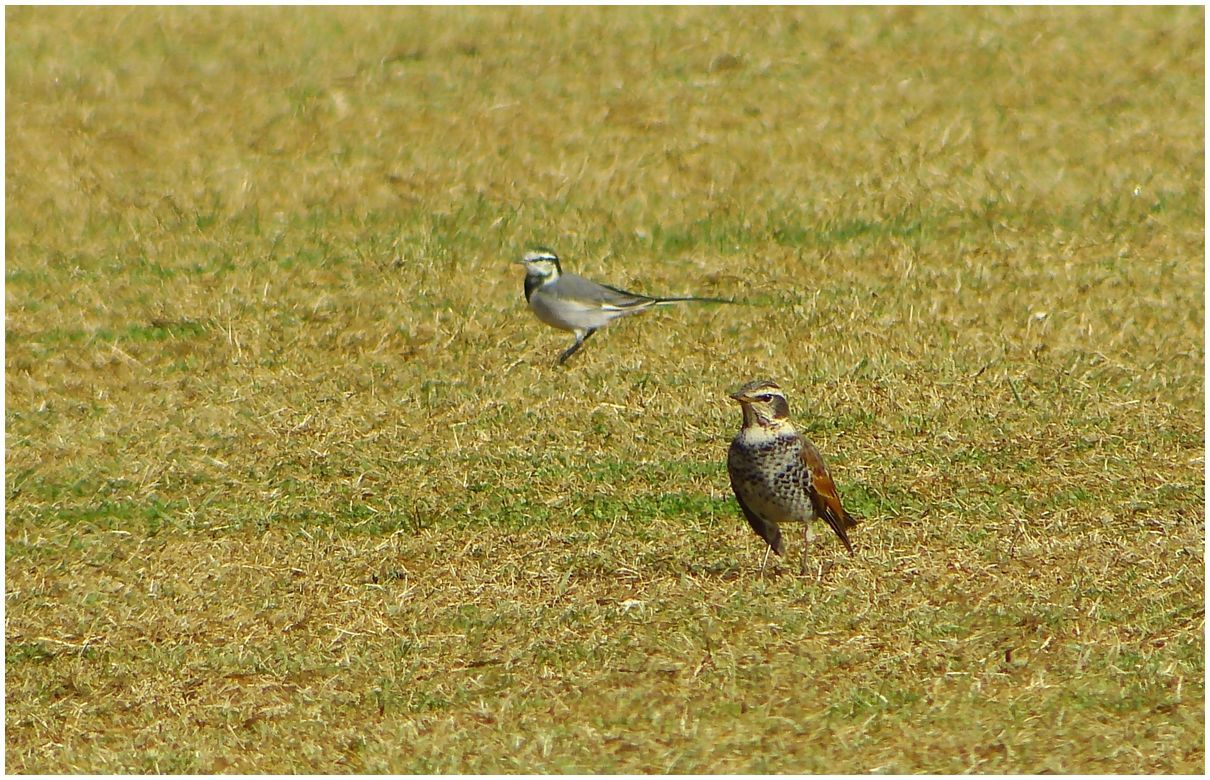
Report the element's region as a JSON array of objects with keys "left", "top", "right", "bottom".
[{"left": 822, "top": 509, "right": 859, "bottom": 554}]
